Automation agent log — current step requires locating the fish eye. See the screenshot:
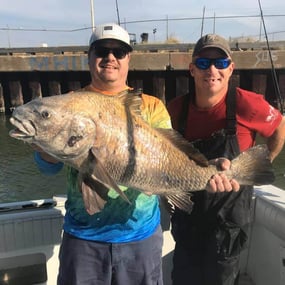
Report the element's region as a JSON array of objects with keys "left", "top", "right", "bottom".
[{"left": 41, "top": 110, "right": 50, "bottom": 119}]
